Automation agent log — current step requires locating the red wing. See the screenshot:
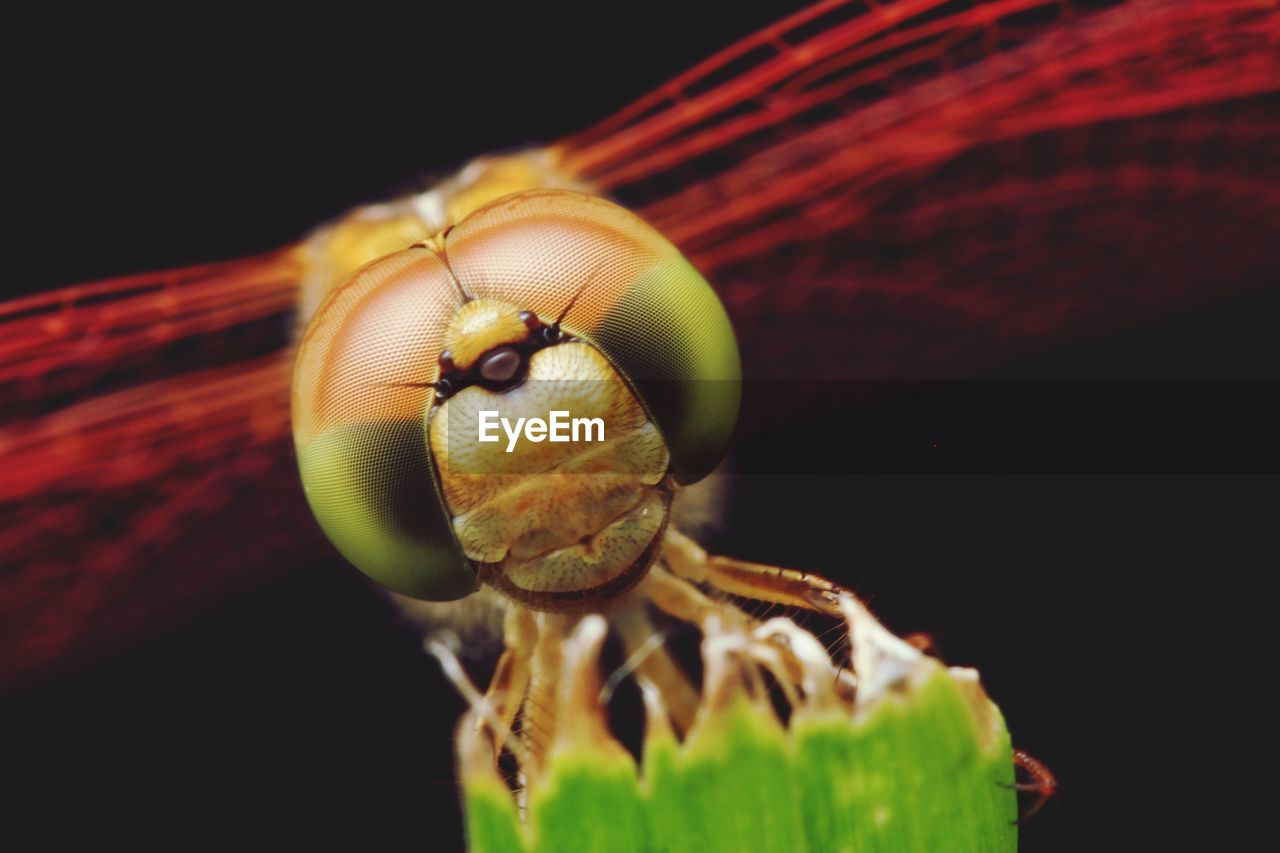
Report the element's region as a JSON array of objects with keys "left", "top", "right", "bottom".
[
  {"left": 1, "top": 250, "right": 300, "bottom": 418},
  {"left": 0, "top": 354, "right": 330, "bottom": 690},
  {"left": 564, "top": 0, "right": 1280, "bottom": 383},
  {"left": 0, "top": 257, "right": 318, "bottom": 691},
  {"left": 3, "top": 0, "right": 1278, "bottom": 690}
]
